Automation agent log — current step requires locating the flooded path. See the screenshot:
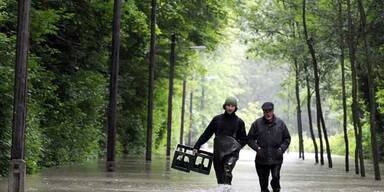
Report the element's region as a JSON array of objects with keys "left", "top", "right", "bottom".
[{"left": 0, "top": 150, "right": 383, "bottom": 191}]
